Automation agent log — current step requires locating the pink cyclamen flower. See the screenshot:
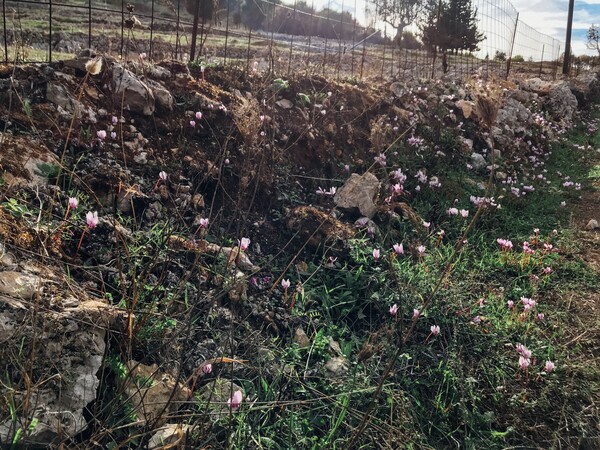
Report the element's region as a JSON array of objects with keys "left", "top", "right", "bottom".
[
  {"left": 516, "top": 344, "right": 532, "bottom": 359},
  {"left": 68, "top": 197, "right": 78, "bottom": 210},
  {"left": 195, "top": 111, "right": 203, "bottom": 120},
  {"left": 202, "top": 363, "right": 212, "bottom": 375},
  {"left": 110, "top": 131, "right": 117, "bottom": 140},
  {"left": 430, "top": 325, "right": 440, "bottom": 336},
  {"left": 240, "top": 237, "right": 250, "bottom": 251},
  {"left": 199, "top": 218, "right": 209, "bottom": 228},
  {"left": 159, "top": 171, "right": 168, "bottom": 181},
  {"left": 373, "top": 249, "right": 380, "bottom": 260},
  {"left": 519, "top": 356, "right": 530, "bottom": 370},
  {"left": 543, "top": 267, "right": 552, "bottom": 274},
  {"left": 413, "top": 309, "right": 420, "bottom": 319},
  {"left": 111, "top": 115, "right": 118, "bottom": 125},
  {"left": 507, "top": 300, "right": 514, "bottom": 309},
  {"left": 459, "top": 209, "right": 469, "bottom": 218},
  {"left": 282, "top": 279, "right": 291, "bottom": 290},
  {"left": 190, "top": 120, "right": 196, "bottom": 127},
  {"left": 537, "top": 313, "right": 545, "bottom": 321},
  {"left": 497, "top": 238, "right": 513, "bottom": 251},
  {"left": 86, "top": 211, "right": 99, "bottom": 229},
  {"left": 544, "top": 360, "right": 555, "bottom": 373},
  {"left": 389, "top": 304, "right": 398, "bottom": 317},
  {"left": 393, "top": 243, "right": 404, "bottom": 255},
  {"left": 228, "top": 390, "right": 243, "bottom": 409},
  {"left": 97, "top": 130, "right": 107, "bottom": 140},
  {"left": 417, "top": 245, "right": 426, "bottom": 255}
]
